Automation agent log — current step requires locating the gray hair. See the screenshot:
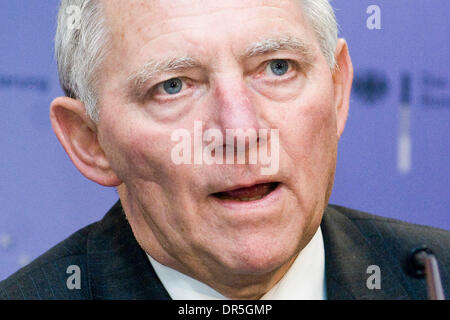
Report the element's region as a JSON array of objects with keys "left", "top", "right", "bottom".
[
  {"left": 55, "top": 0, "right": 109, "bottom": 121},
  {"left": 55, "top": 0, "right": 338, "bottom": 122},
  {"left": 300, "top": 0, "right": 338, "bottom": 70}
]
